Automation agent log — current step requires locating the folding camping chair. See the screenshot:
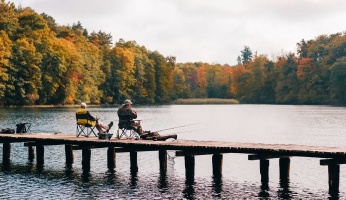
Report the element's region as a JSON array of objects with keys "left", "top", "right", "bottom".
[
  {"left": 117, "top": 119, "right": 141, "bottom": 140},
  {"left": 76, "top": 115, "right": 98, "bottom": 137},
  {"left": 16, "top": 122, "right": 31, "bottom": 134}
]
